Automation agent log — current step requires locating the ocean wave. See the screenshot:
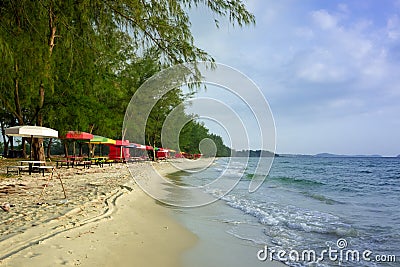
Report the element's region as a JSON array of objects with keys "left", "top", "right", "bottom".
[
  {"left": 218, "top": 193, "right": 357, "bottom": 238},
  {"left": 269, "top": 176, "right": 326, "bottom": 187},
  {"left": 243, "top": 173, "right": 267, "bottom": 180},
  {"left": 301, "top": 191, "right": 343, "bottom": 205}
]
